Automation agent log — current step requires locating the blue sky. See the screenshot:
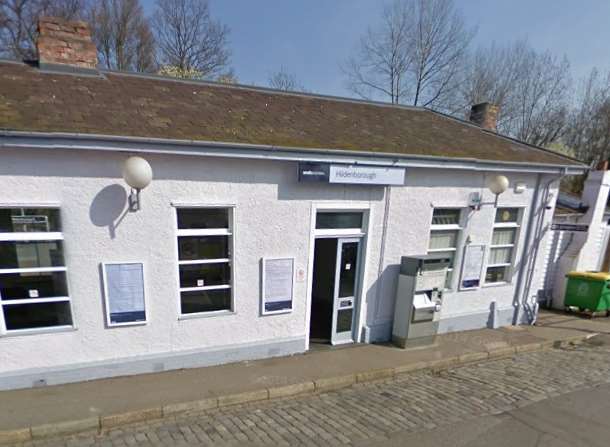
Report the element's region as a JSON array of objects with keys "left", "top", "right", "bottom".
[{"left": 142, "top": 0, "right": 610, "bottom": 96}]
